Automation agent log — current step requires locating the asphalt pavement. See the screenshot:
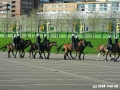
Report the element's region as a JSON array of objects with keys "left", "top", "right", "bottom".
[{"left": 0, "top": 52, "right": 120, "bottom": 90}]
